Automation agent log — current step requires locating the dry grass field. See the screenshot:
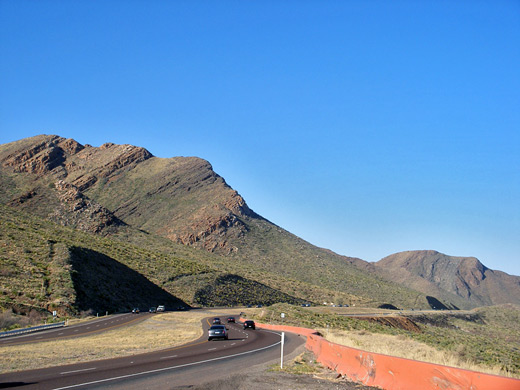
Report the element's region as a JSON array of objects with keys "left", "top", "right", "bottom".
[
  {"left": 0, "top": 310, "right": 231, "bottom": 373},
  {"left": 245, "top": 303, "right": 520, "bottom": 378},
  {"left": 320, "top": 328, "right": 508, "bottom": 377}
]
